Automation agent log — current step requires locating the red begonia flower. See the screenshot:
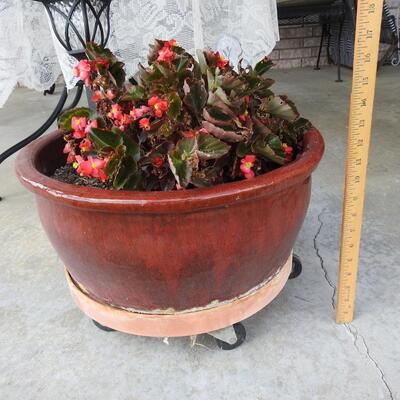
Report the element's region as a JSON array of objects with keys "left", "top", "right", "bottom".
[
  {"left": 215, "top": 52, "right": 229, "bottom": 69},
  {"left": 139, "top": 118, "right": 151, "bottom": 131},
  {"left": 153, "top": 156, "right": 164, "bottom": 169}
]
